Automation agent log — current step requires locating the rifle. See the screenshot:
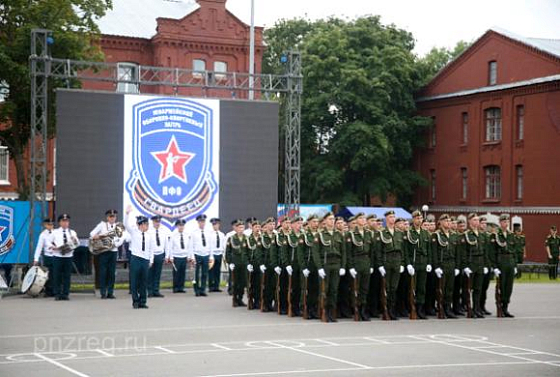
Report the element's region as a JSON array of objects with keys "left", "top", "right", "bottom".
[
  {"left": 320, "top": 277, "right": 327, "bottom": 322},
  {"left": 276, "top": 273, "right": 281, "bottom": 314},
  {"left": 231, "top": 269, "right": 236, "bottom": 307},
  {"left": 260, "top": 270, "right": 266, "bottom": 311},
  {"left": 352, "top": 276, "right": 360, "bottom": 321},
  {"left": 380, "top": 275, "right": 390, "bottom": 320},
  {"left": 302, "top": 275, "right": 309, "bottom": 319},
  {"left": 436, "top": 273, "right": 445, "bottom": 319},
  {"left": 465, "top": 273, "right": 473, "bottom": 318},
  {"left": 409, "top": 274, "right": 417, "bottom": 320},
  {"left": 287, "top": 273, "right": 293, "bottom": 317},
  {"left": 247, "top": 269, "right": 253, "bottom": 310},
  {"left": 495, "top": 275, "right": 504, "bottom": 317}
]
